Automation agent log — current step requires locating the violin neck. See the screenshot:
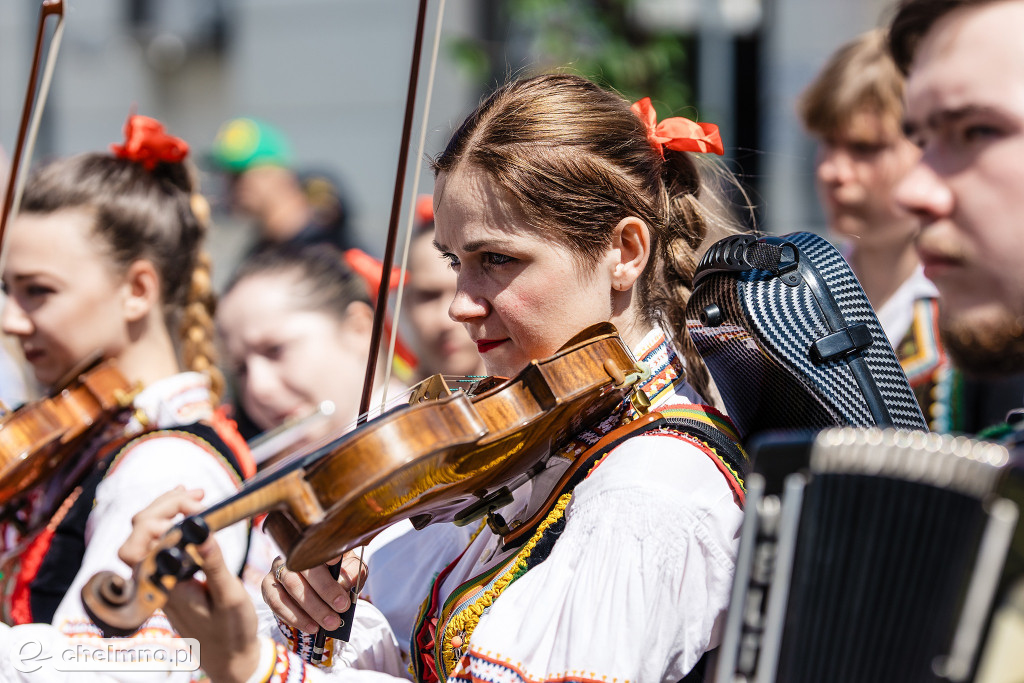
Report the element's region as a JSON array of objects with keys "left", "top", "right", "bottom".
[{"left": 200, "top": 467, "right": 325, "bottom": 535}]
